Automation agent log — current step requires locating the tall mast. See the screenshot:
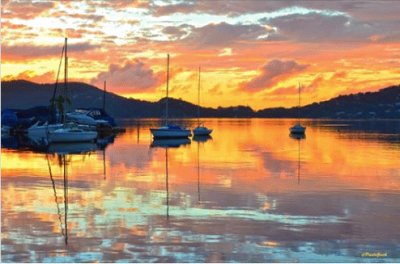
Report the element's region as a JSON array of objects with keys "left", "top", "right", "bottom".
[
  {"left": 165, "top": 54, "right": 170, "bottom": 126},
  {"left": 103, "top": 80, "right": 106, "bottom": 111},
  {"left": 64, "top": 37, "right": 68, "bottom": 124},
  {"left": 197, "top": 67, "right": 201, "bottom": 126},
  {"left": 298, "top": 82, "right": 301, "bottom": 122}
]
